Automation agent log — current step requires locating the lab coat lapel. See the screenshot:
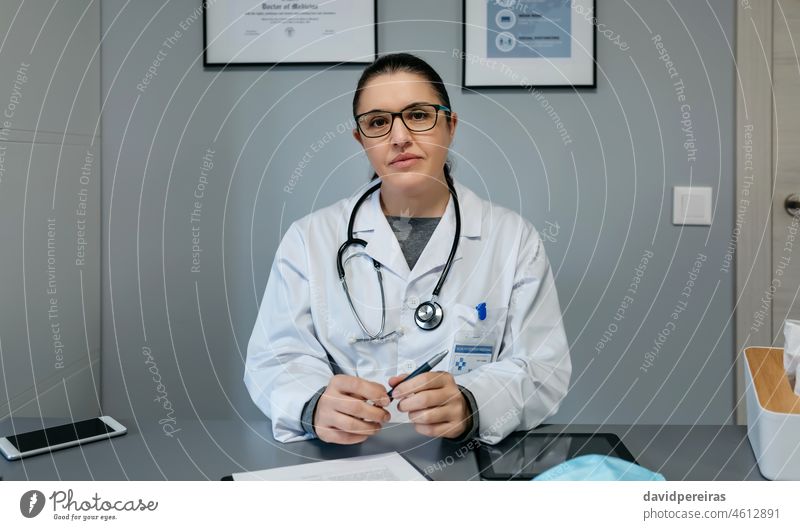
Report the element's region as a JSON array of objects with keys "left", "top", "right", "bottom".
[
  {"left": 352, "top": 186, "right": 410, "bottom": 280},
  {"left": 407, "top": 182, "right": 481, "bottom": 284}
]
